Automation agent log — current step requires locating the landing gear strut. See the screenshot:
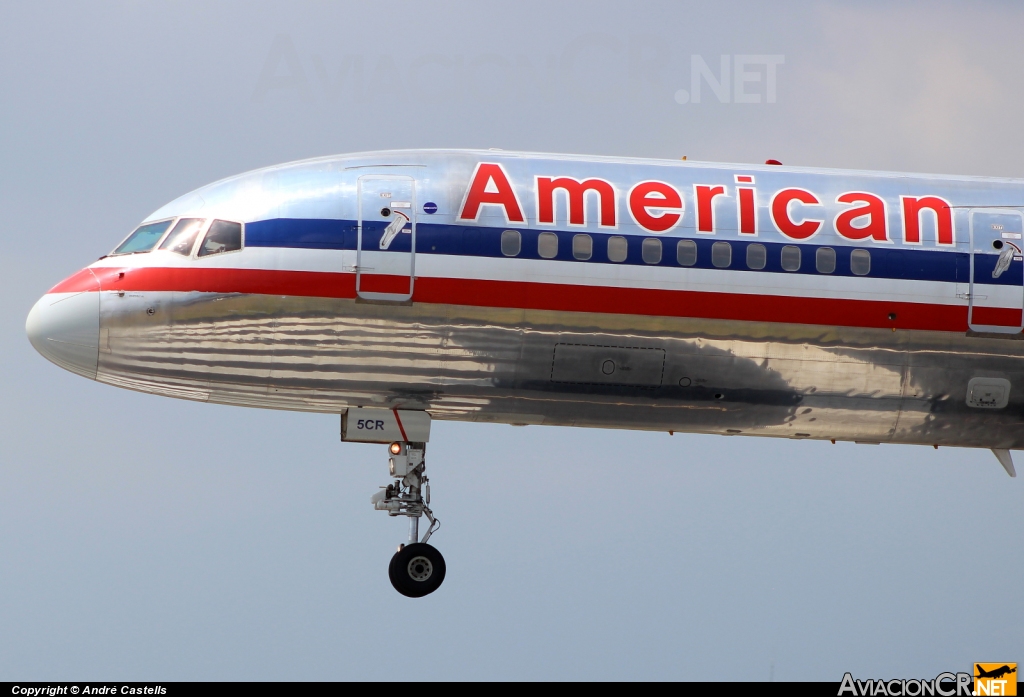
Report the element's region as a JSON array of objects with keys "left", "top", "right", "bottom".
[{"left": 370, "top": 441, "right": 445, "bottom": 597}]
